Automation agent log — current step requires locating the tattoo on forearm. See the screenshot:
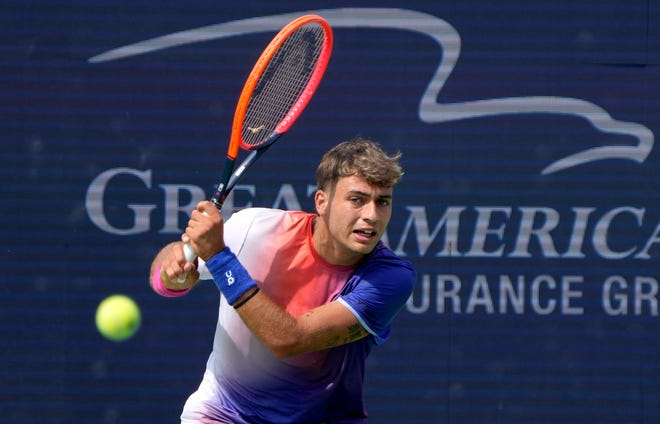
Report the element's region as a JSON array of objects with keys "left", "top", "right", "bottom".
[
  {"left": 345, "top": 323, "right": 363, "bottom": 343},
  {"left": 325, "top": 335, "right": 340, "bottom": 349},
  {"left": 321, "top": 324, "right": 364, "bottom": 349}
]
